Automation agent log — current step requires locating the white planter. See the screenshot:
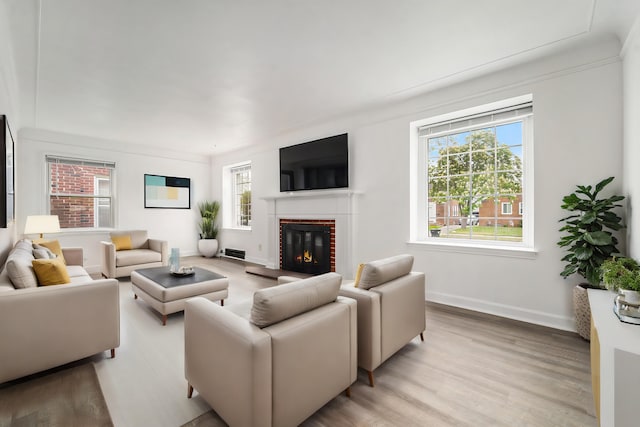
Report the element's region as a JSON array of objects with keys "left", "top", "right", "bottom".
[
  {"left": 198, "top": 239, "right": 219, "bottom": 258},
  {"left": 619, "top": 289, "right": 640, "bottom": 305}
]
